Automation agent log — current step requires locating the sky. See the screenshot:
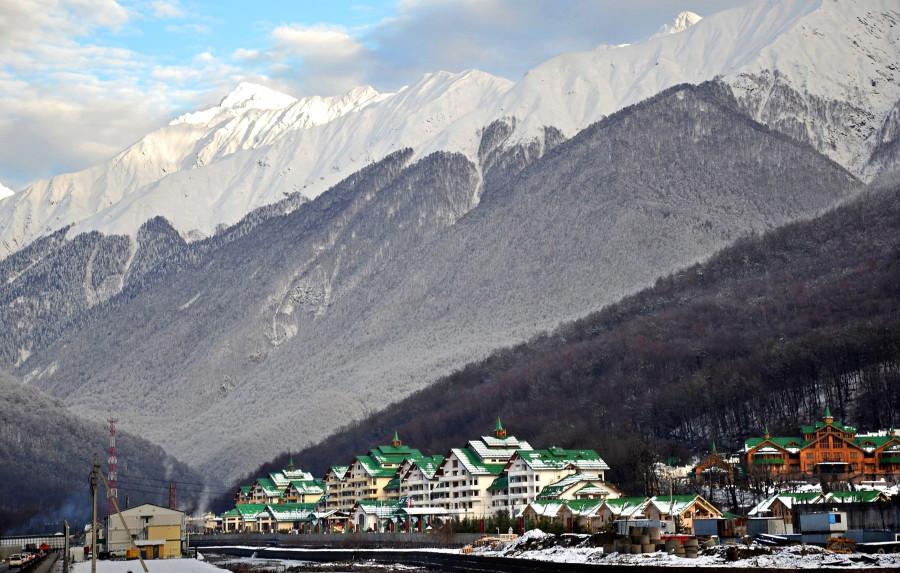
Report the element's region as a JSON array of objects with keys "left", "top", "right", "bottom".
[{"left": 0, "top": 0, "right": 748, "bottom": 189}]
